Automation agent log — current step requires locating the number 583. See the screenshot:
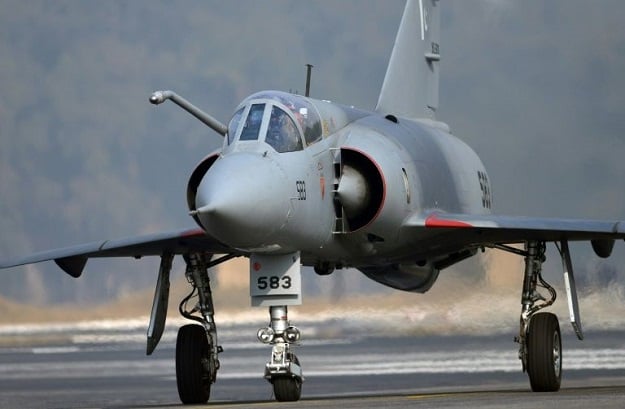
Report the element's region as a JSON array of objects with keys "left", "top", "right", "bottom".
[{"left": 257, "top": 275, "right": 292, "bottom": 290}]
